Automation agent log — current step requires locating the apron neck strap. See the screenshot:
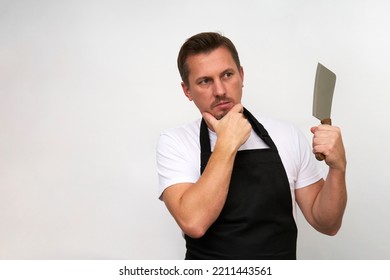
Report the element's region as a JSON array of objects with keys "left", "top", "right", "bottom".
[
  {"left": 200, "top": 107, "right": 278, "bottom": 152},
  {"left": 243, "top": 107, "right": 277, "bottom": 150}
]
